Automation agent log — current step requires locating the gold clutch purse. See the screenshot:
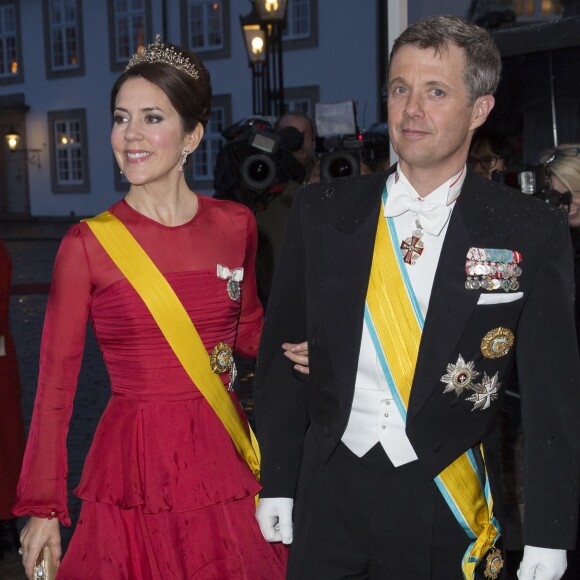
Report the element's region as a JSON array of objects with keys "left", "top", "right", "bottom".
[{"left": 34, "top": 545, "right": 57, "bottom": 580}]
